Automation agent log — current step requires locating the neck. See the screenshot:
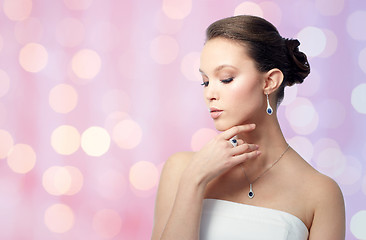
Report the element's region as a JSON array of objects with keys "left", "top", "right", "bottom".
[{"left": 236, "top": 115, "right": 288, "bottom": 181}]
